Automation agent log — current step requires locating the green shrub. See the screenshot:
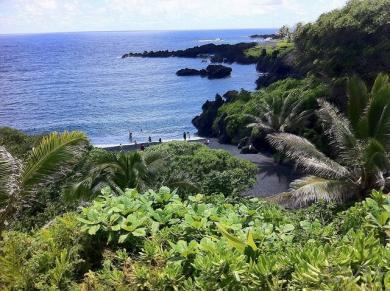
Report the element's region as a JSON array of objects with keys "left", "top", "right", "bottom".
[
  {"left": 0, "top": 213, "right": 86, "bottom": 290},
  {"left": 145, "top": 142, "right": 257, "bottom": 196},
  {"left": 75, "top": 187, "right": 389, "bottom": 290}
]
